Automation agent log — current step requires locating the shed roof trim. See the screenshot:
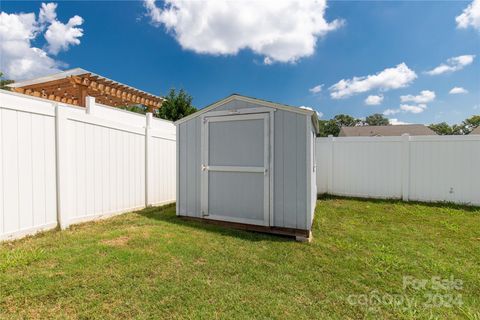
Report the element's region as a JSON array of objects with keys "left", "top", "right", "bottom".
[{"left": 175, "top": 94, "right": 318, "bottom": 131}]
